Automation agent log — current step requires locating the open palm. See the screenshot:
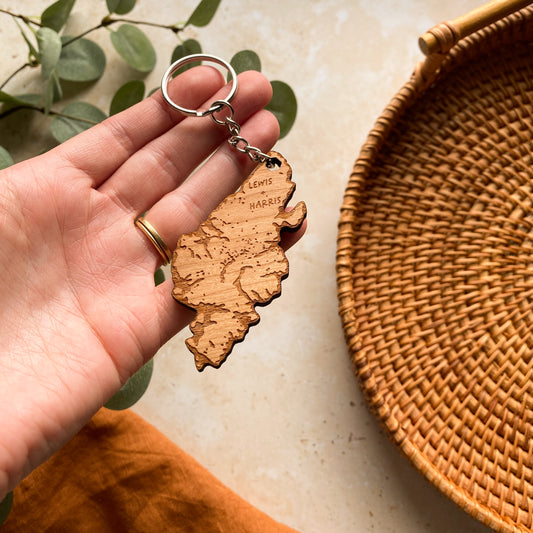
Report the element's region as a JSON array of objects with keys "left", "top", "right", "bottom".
[{"left": 0, "top": 67, "right": 283, "bottom": 499}]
